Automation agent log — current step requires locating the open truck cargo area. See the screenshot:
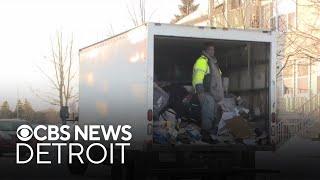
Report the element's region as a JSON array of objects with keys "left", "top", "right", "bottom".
[{"left": 79, "top": 23, "right": 277, "bottom": 151}]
